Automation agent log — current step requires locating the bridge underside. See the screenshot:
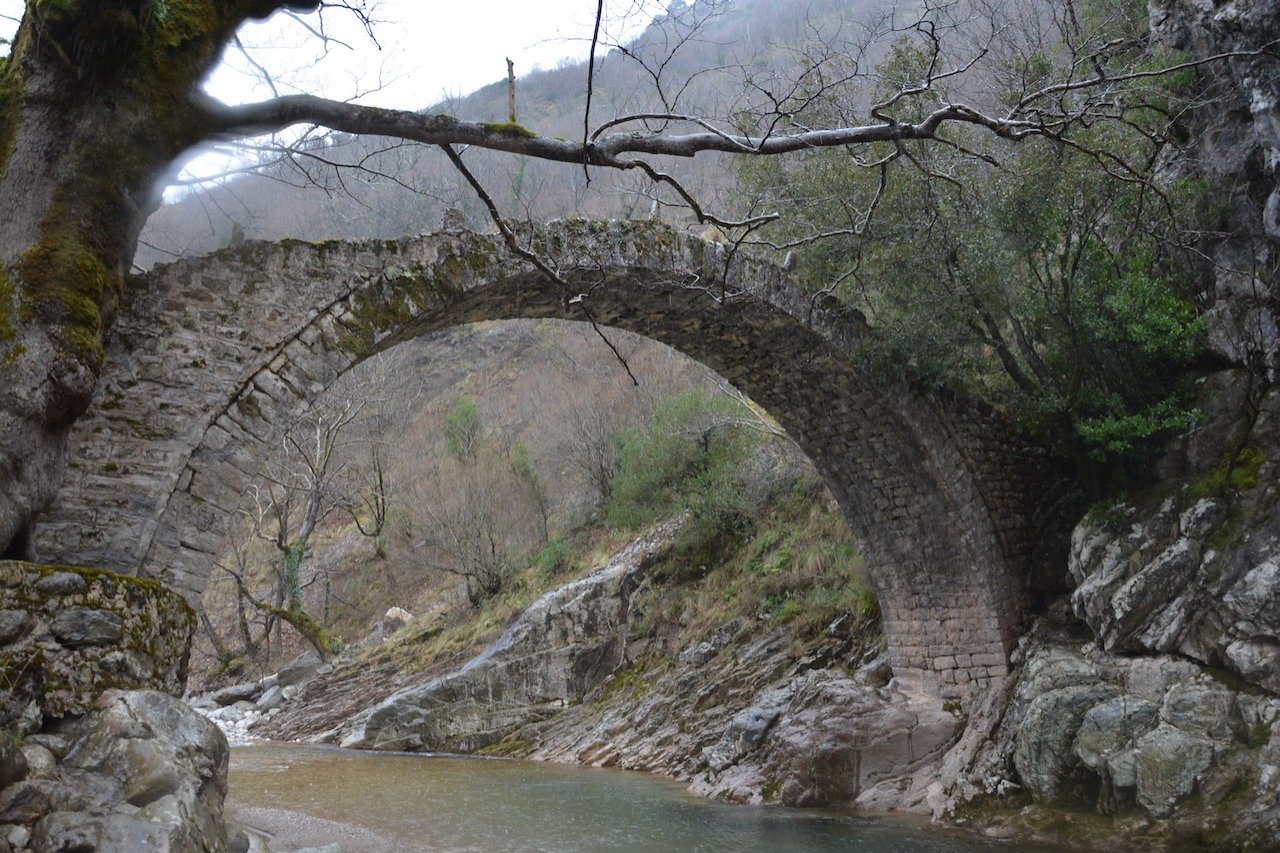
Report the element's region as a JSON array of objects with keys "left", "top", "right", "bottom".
[{"left": 36, "top": 221, "right": 1057, "bottom": 699}]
